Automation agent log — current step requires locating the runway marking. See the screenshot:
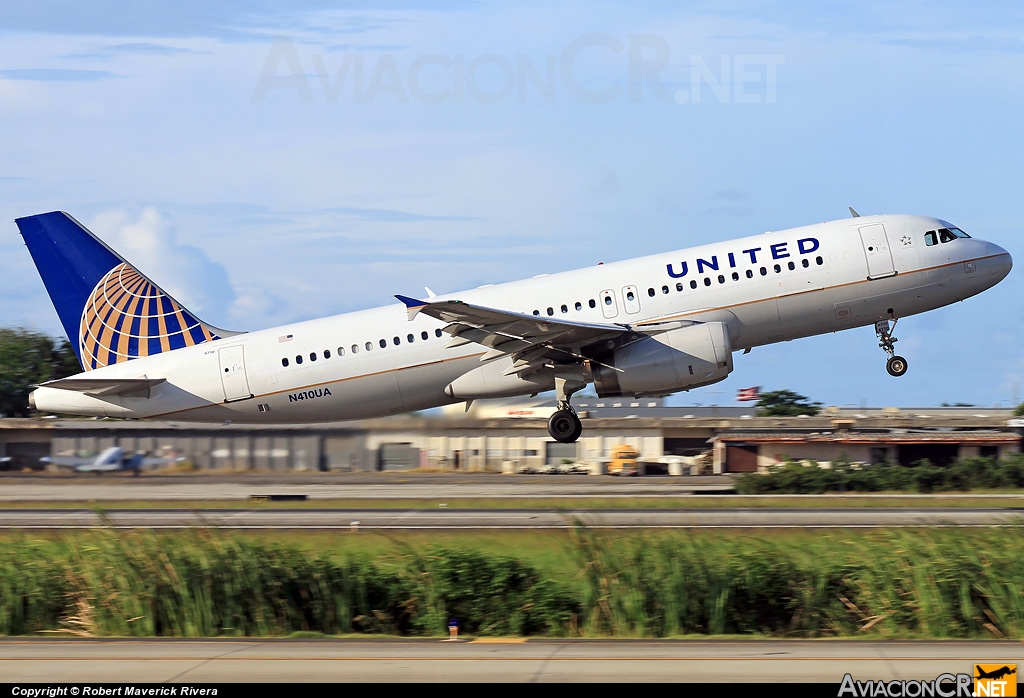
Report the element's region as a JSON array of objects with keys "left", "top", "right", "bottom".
[
  {"left": 0, "top": 656, "right": 1001, "bottom": 662},
  {"left": 2, "top": 524, "right": 1021, "bottom": 530},
  {"left": 468, "top": 638, "right": 529, "bottom": 644}
]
